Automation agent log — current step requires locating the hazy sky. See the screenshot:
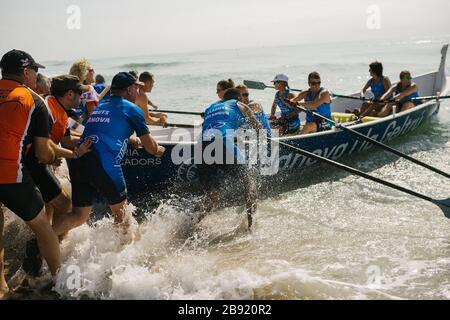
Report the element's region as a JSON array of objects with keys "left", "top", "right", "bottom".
[{"left": 1, "top": 0, "right": 449, "bottom": 61}]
